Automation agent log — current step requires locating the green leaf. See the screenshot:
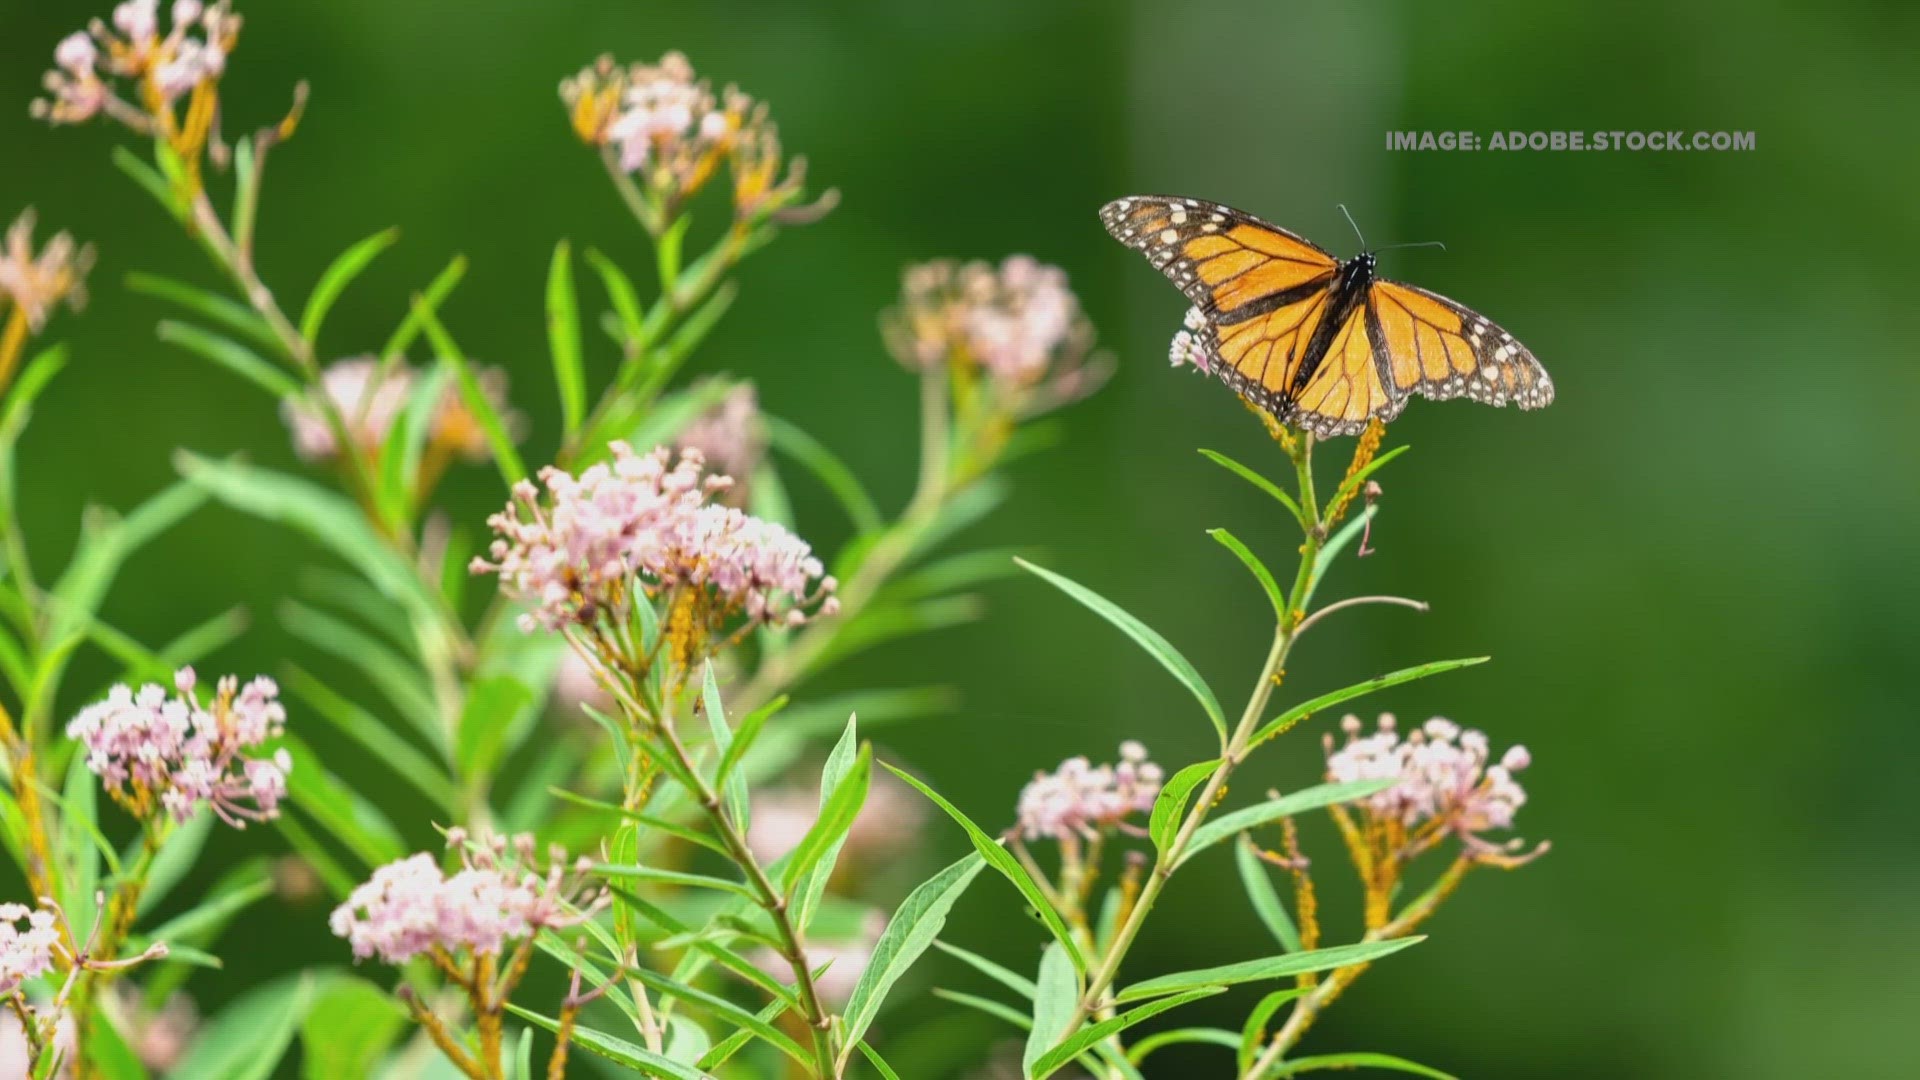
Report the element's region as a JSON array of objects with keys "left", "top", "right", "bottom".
[
  {"left": 167, "top": 973, "right": 317, "bottom": 1080},
  {"left": 1148, "top": 759, "right": 1220, "bottom": 854},
  {"left": 782, "top": 737, "right": 870, "bottom": 892},
  {"left": 0, "top": 343, "right": 66, "bottom": 442},
  {"left": 763, "top": 415, "right": 884, "bottom": 535},
  {"left": 1269, "top": 1053, "right": 1456, "bottom": 1079},
  {"left": 84, "top": 1006, "right": 150, "bottom": 1080},
  {"left": 1016, "top": 558, "right": 1226, "bottom": 741},
  {"left": 137, "top": 810, "right": 213, "bottom": 917},
  {"left": 584, "top": 247, "right": 646, "bottom": 348},
  {"left": 700, "top": 662, "right": 750, "bottom": 832},
  {"left": 60, "top": 747, "right": 100, "bottom": 935},
  {"left": 301, "top": 228, "right": 398, "bottom": 345},
  {"left": 174, "top": 453, "right": 445, "bottom": 634},
  {"left": 1306, "top": 505, "right": 1377, "bottom": 608},
  {"left": 1325, "top": 444, "right": 1410, "bottom": 520},
  {"left": 788, "top": 719, "right": 867, "bottom": 922},
  {"left": 1023, "top": 943, "right": 1078, "bottom": 1079},
  {"left": 280, "top": 735, "right": 407, "bottom": 868},
  {"left": 379, "top": 255, "right": 467, "bottom": 362},
  {"left": 546, "top": 788, "right": 727, "bottom": 857},
  {"left": 113, "top": 145, "right": 182, "bottom": 218},
  {"left": 858, "top": 1041, "right": 905, "bottom": 1080},
  {"left": 1115, "top": 938, "right": 1423, "bottom": 1004},
  {"left": 594, "top": 864, "right": 758, "bottom": 901},
  {"left": 299, "top": 976, "right": 405, "bottom": 1080},
  {"left": 457, "top": 674, "right": 534, "bottom": 784},
  {"left": 715, "top": 694, "right": 785, "bottom": 789},
  {"left": 546, "top": 240, "right": 587, "bottom": 436},
  {"left": 280, "top": 601, "right": 439, "bottom": 747},
  {"left": 1182, "top": 780, "right": 1398, "bottom": 866},
  {"left": 282, "top": 665, "right": 454, "bottom": 810},
  {"left": 376, "top": 363, "right": 449, "bottom": 526},
  {"left": 1128, "top": 1027, "right": 1242, "bottom": 1063},
  {"left": 504, "top": 1004, "right": 717, "bottom": 1079},
  {"left": 127, "top": 272, "right": 279, "bottom": 352},
  {"left": 839, "top": 852, "right": 988, "bottom": 1057},
  {"left": 1209, "top": 528, "right": 1287, "bottom": 623},
  {"left": 1199, "top": 449, "right": 1305, "bottom": 527},
  {"left": 883, "top": 763, "right": 1086, "bottom": 972},
  {"left": 142, "top": 871, "right": 273, "bottom": 944},
  {"left": 1235, "top": 837, "right": 1301, "bottom": 953},
  {"left": 1239, "top": 987, "right": 1305, "bottom": 1074},
  {"left": 1032, "top": 987, "right": 1225, "bottom": 1078},
  {"left": 933, "top": 987, "right": 1033, "bottom": 1032},
  {"left": 620, "top": 960, "right": 811, "bottom": 1069},
  {"left": 695, "top": 995, "right": 793, "bottom": 1072},
  {"left": 412, "top": 299, "right": 526, "bottom": 484},
  {"left": 1250, "top": 657, "right": 1491, "bottom": 746},
  {"left": 934, "top": 939, "right": 1037, "bottom": 999}
]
